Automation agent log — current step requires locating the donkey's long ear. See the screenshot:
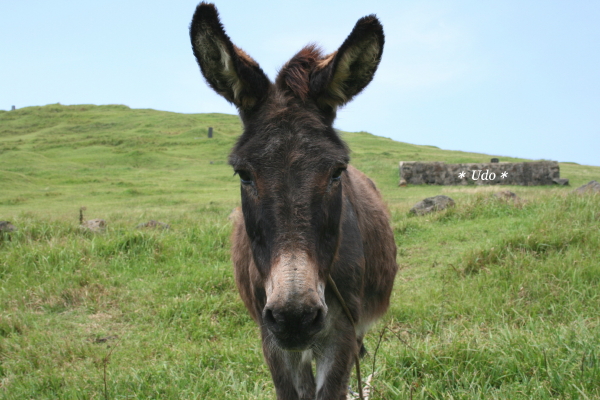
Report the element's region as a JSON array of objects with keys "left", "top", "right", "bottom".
[
  {"left": 310, "top": 15, "right": 384, "bottom": 109},
  {"left": 190, "top": 3, "right": 270, "bottom": 113}
]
